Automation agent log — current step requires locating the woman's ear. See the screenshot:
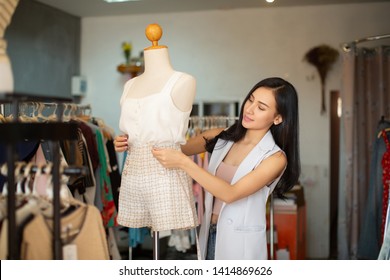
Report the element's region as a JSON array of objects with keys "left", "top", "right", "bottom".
[{"left": 274, "top": 115, "right": 283, "bottom": 125}]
